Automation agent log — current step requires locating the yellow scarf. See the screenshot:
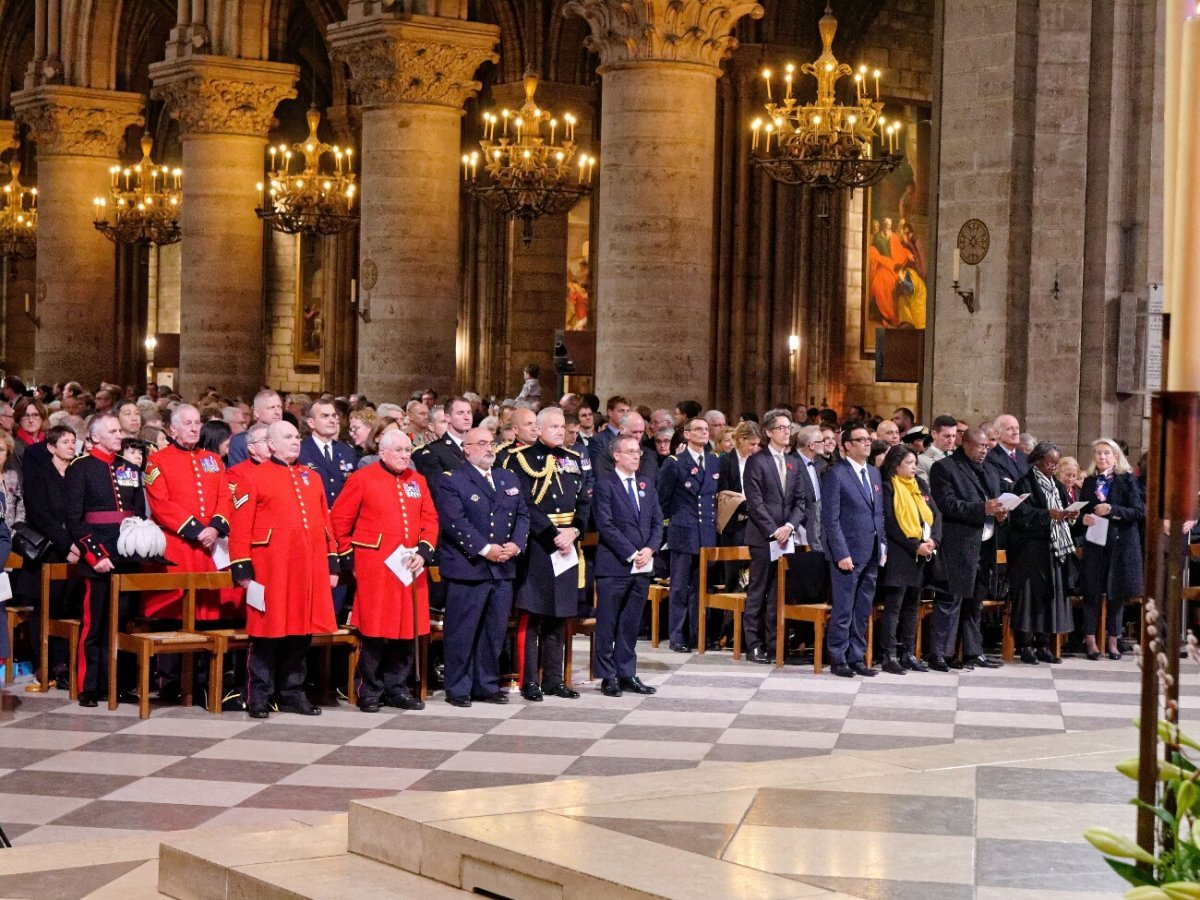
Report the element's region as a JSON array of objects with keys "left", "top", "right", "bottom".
[{"left": 892, "top": 475, "right": 933, "bottom": 540}]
